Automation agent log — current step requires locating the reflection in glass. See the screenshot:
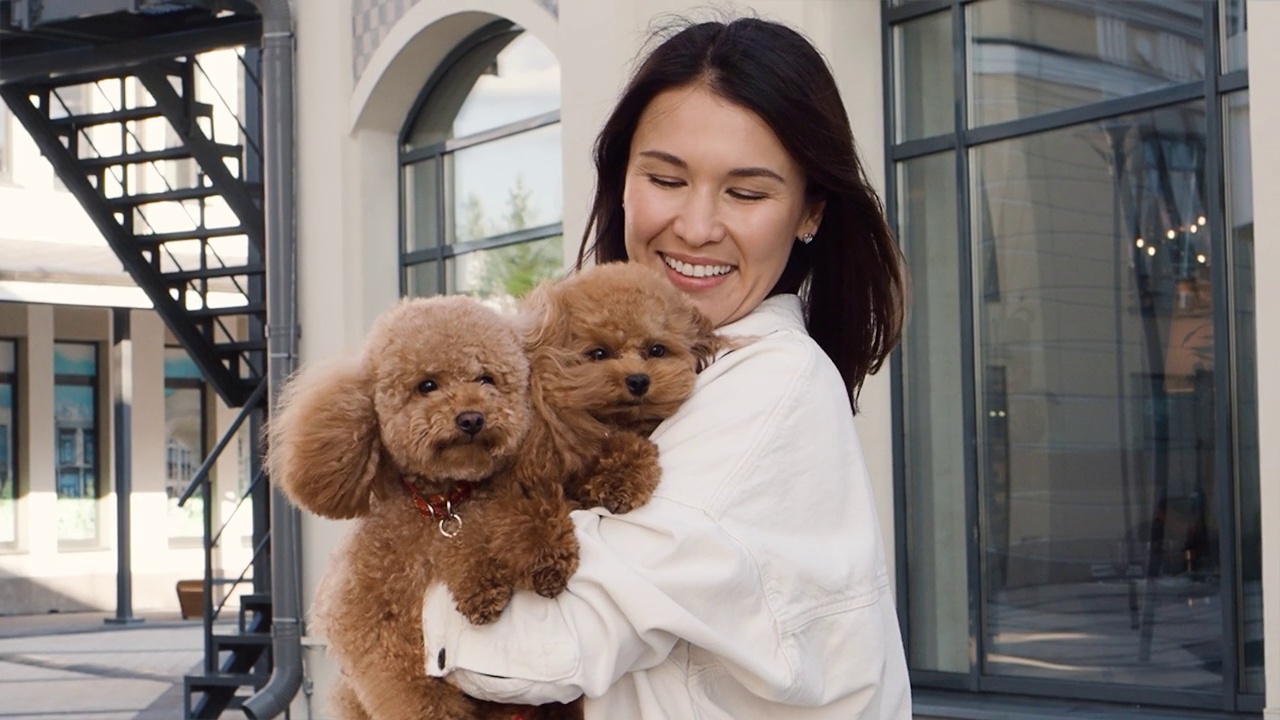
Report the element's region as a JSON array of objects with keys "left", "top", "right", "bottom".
[
  {"left": 974, "top": 103, "right": 1223, "bottom": 690},
  {"left": 406, "top": 260, "right": 441, "bottom": 298},
  {"left": 1224, "top": 91, "right": 1261, "bottom": 694},
  {"left": 451, "top": 124, "right": 562, "bottom": 244},
  {"left": 404, "top": 30, "right": 559, "bottom": 149},
  {"left": 54, "top": 342, "right": 98, "bottom": 542},
  {"left": 1222, "top": 0, "right": 1247, "bottom": 73},
  {"left": 165, "top": 348, "right": 205, "bottom": 541},
  {"left": 968, "top": 0, "right": 1205, "bottom": 127},
  {"left": 0, "top": 340, "right": 14, "bottom": 544},
  {"left": 446, "top": 235, "right": 564, "bottom": 307},
  {"left": 405, "top": 158, "right": 442, "bottom": 252},
  {"left": 896, "top": 10, "right": 954, "bottom": 141},
  {"left": 898, "top": 152, "right": 968, "bottom": 672}
]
